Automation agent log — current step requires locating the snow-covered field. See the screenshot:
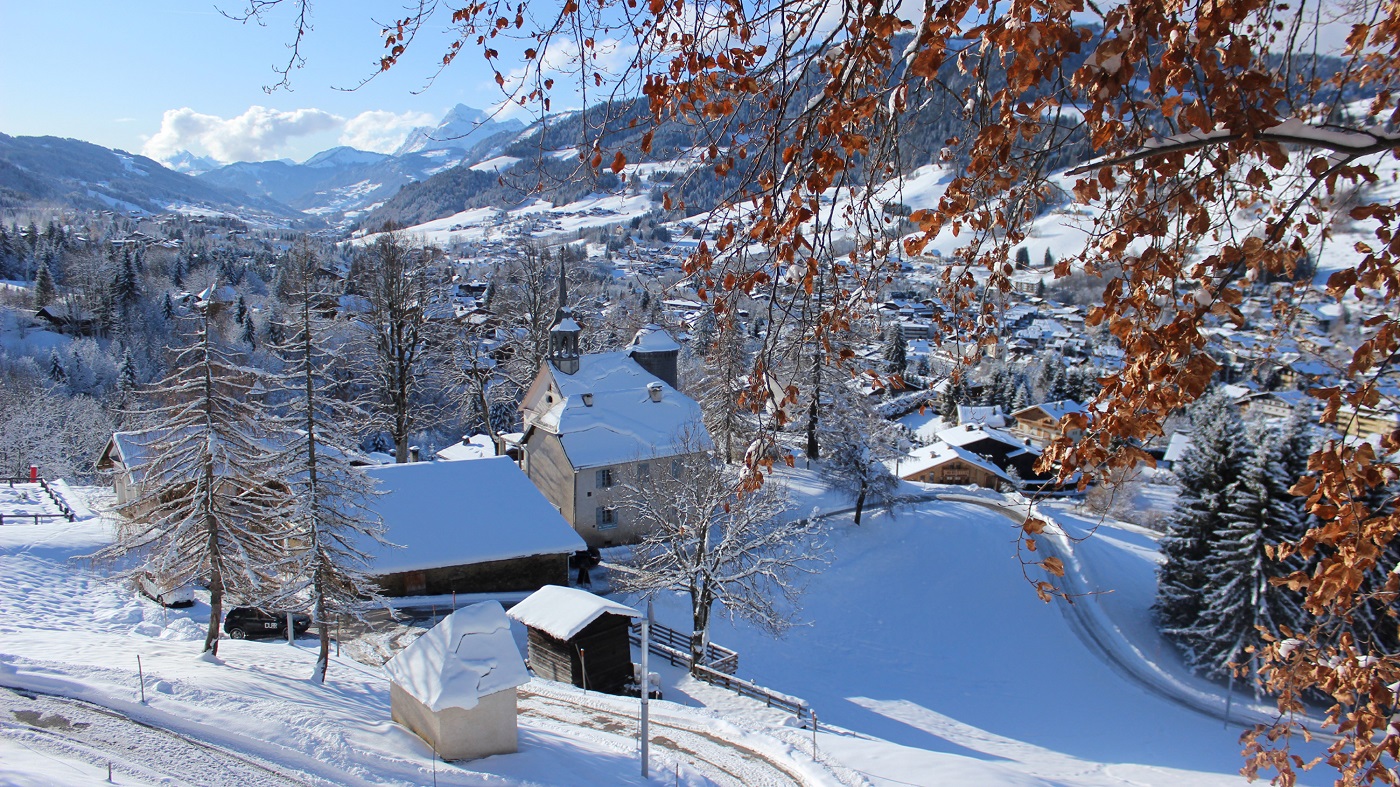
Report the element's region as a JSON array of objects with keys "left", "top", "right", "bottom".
[{"left": 0, "top": 481, "right": 1322, "bottom": 785}]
